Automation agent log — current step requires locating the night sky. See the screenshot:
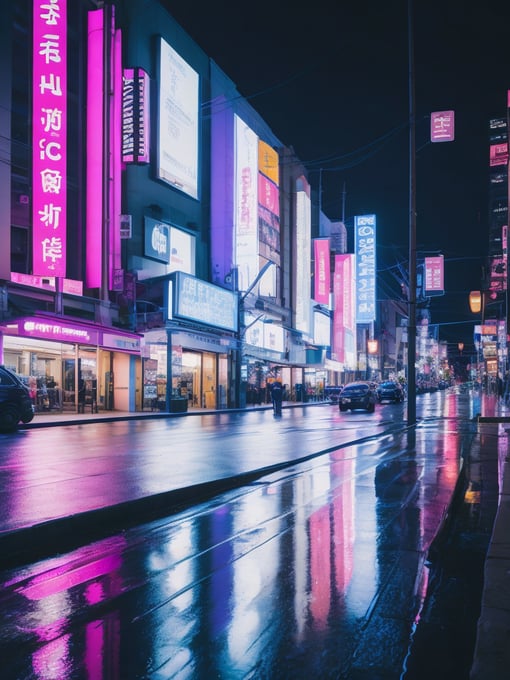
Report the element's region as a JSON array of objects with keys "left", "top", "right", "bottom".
[{"left": 163, "top": 0, "right": 510, "bottom": 349}]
